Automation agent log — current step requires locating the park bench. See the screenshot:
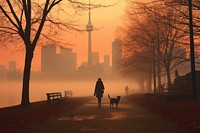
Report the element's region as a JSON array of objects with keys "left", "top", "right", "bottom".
[
  {"left": 155, "top": 84, "right": 168, "bottom": 95},
  {"left": 64, "top": 90, "right": 73, "bottom": 97},
  {"left": 46, "top": 92, "right": 65, "bottom": 104}
]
